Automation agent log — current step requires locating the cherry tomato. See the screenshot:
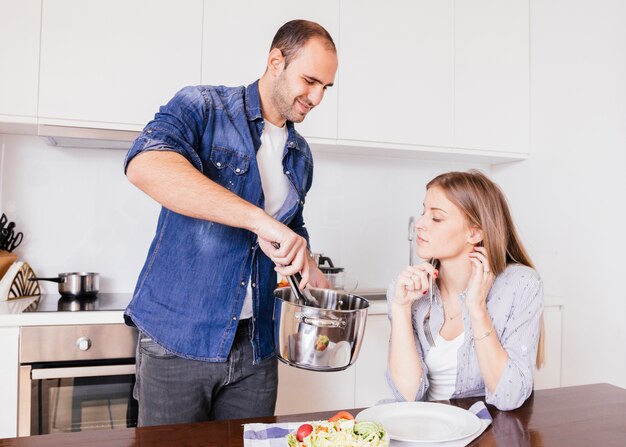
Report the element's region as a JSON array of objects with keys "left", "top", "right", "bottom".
[
  {"left": 296, "top": 423, "right": 313, "bottom": 442},
  {"left": 328, "top": 410, "right": 355, "bottom": 422}
]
